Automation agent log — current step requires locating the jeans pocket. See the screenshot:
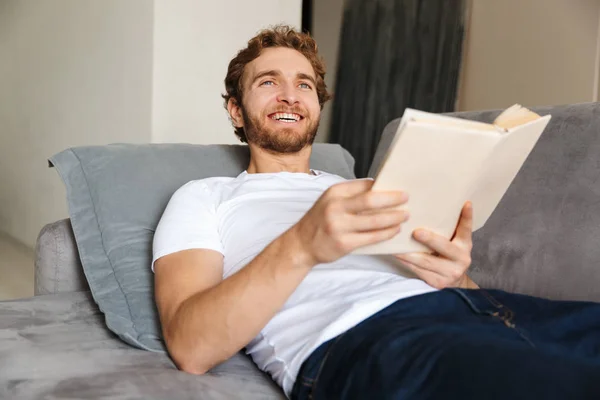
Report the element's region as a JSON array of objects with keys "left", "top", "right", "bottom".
[
  {"left": 447, "top": 288, "right": 504, "bottom": 316},
  {"left": 446, "top": 288, "right": 536, "bottom": 348}
]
